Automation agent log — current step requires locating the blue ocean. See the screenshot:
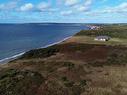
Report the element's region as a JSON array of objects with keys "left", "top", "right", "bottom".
[{"left": 0, "top": 23, "right": 89, "bottom": 63}]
